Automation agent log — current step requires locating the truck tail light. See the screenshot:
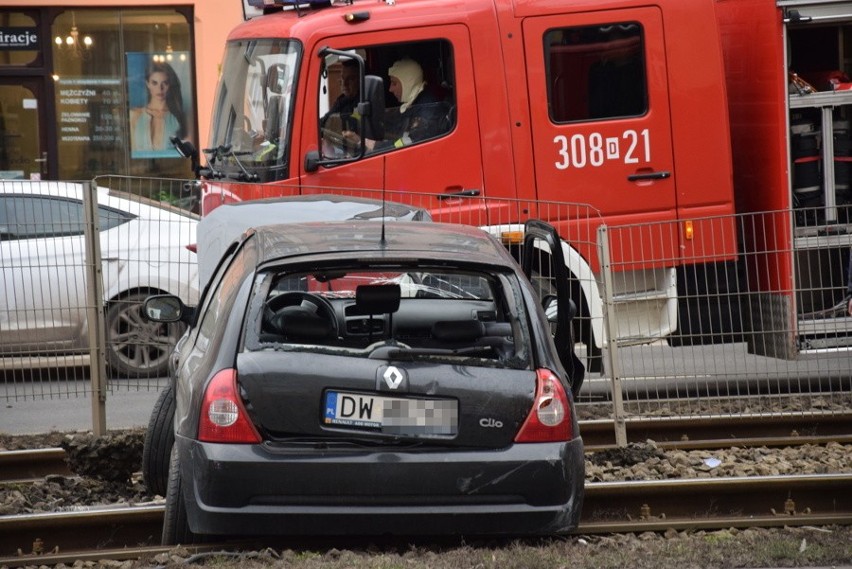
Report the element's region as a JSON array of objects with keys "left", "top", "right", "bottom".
[
  {"left": 198, "top": 368, "right": 261, "bottom": 444},
  {"left": 514, "top": 369, "right": 573, "bottom": 443}
]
